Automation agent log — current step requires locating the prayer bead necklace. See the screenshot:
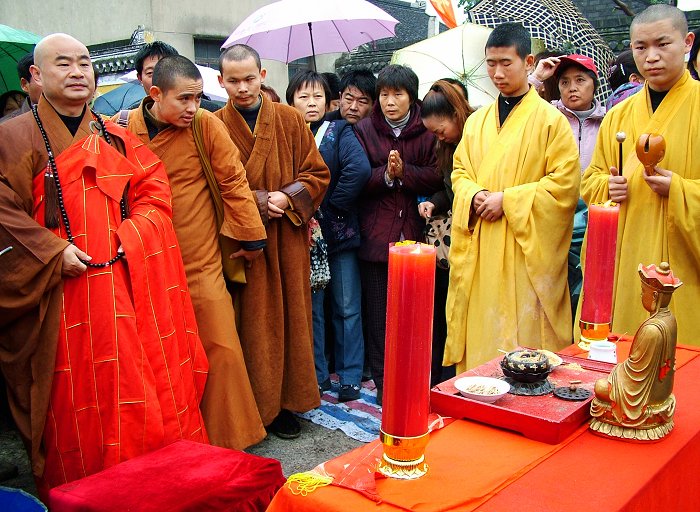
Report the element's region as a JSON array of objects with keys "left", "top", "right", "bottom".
[{"left": 31, "top": 104, "right": 127, "bottom": 268}]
